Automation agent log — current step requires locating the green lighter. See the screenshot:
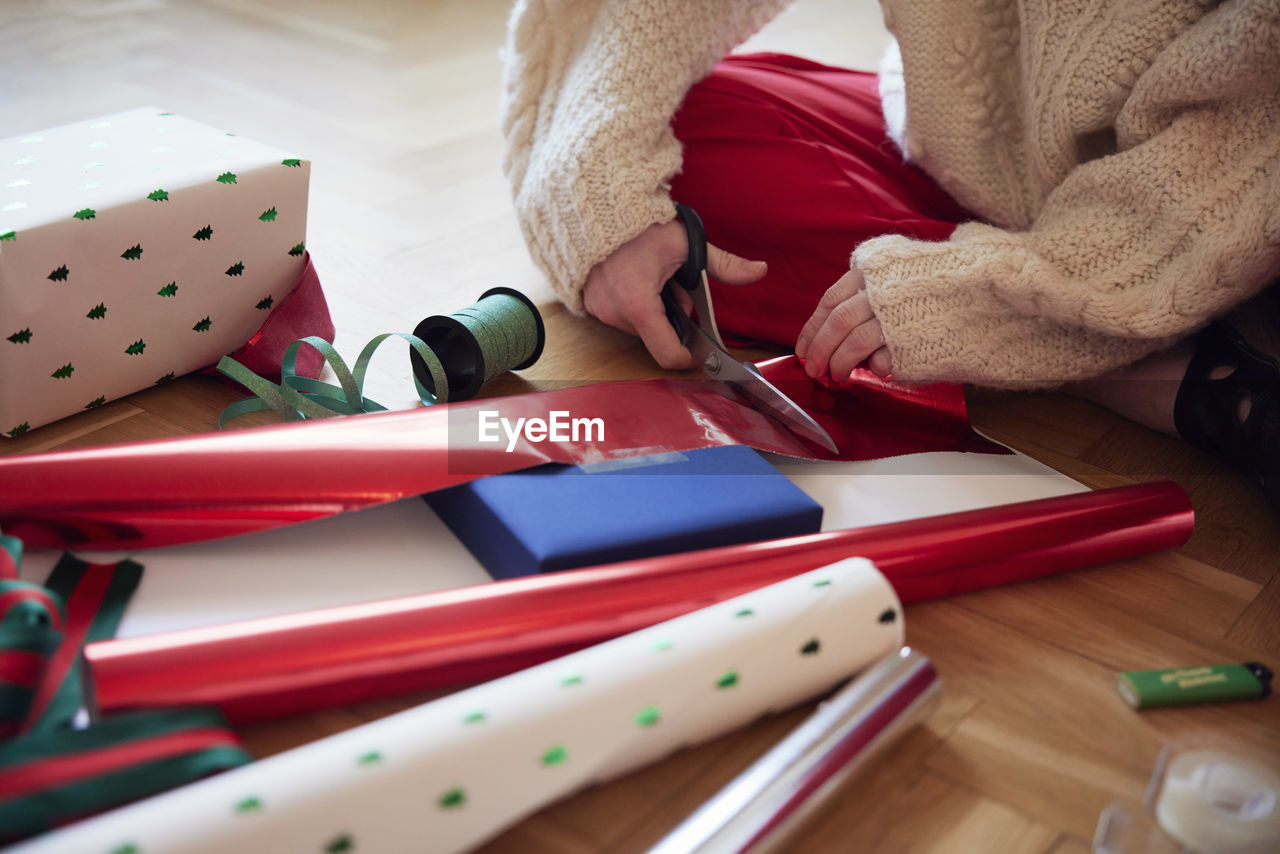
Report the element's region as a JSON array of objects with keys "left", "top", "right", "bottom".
[{"left": 1116, "top": 662, "right": 1273, "bottom": 710}]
